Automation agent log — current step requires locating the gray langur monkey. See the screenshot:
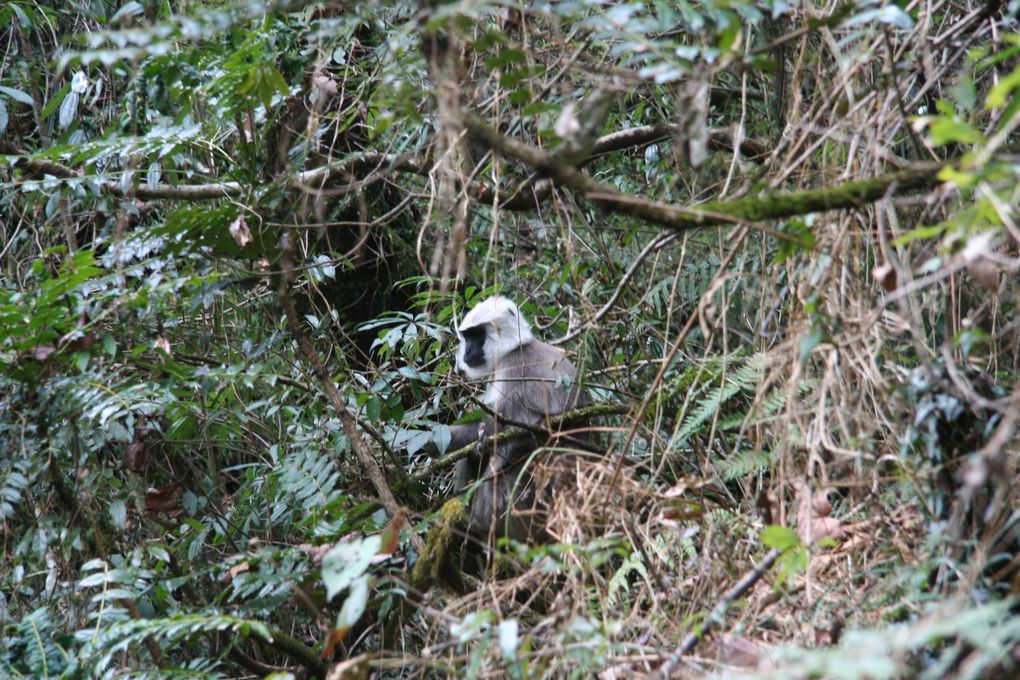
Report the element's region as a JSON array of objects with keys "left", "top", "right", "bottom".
[{"left": 449, "top": 295, "right": 589, "bottom": 543}]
